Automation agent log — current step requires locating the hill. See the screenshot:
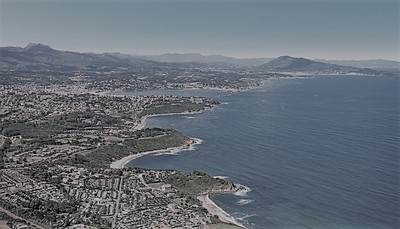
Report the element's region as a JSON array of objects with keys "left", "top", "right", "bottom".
[
  {"left": 0, "top": 43, "right": 153, "bottom": 71},
  {"left": 315, "top": 59, "right": 400, "bottom": 73},
  {"left": 258, "top": 56, "right": 387, "bottom": 75}
]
